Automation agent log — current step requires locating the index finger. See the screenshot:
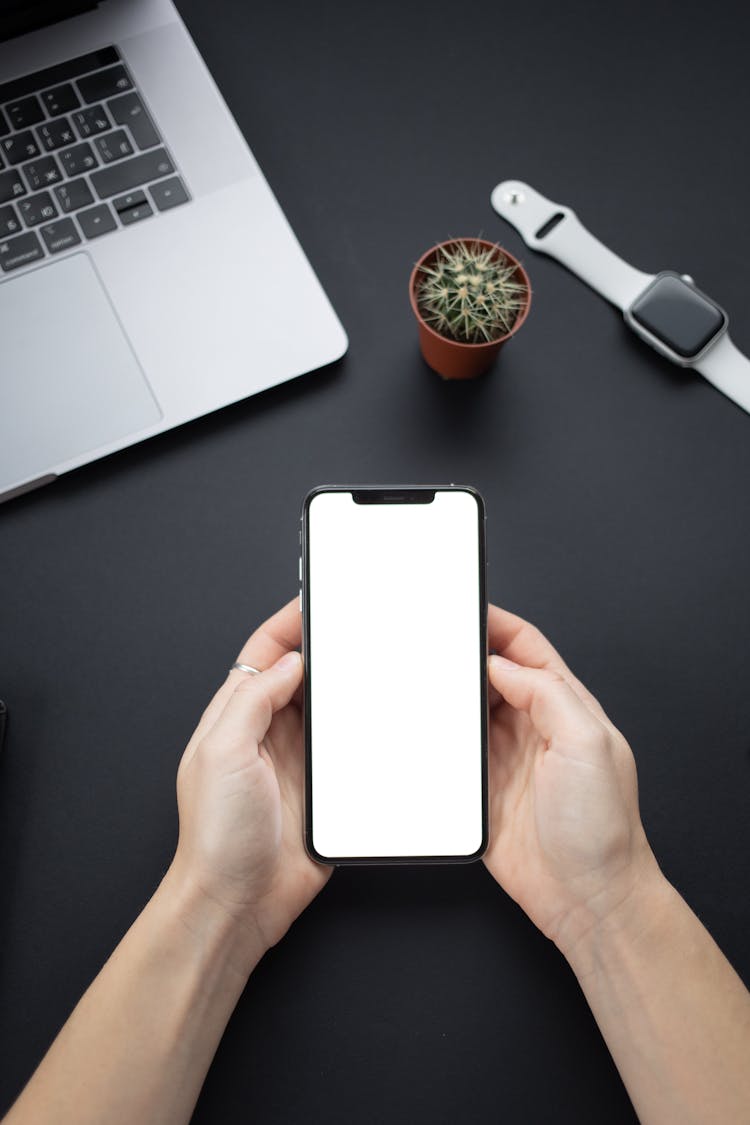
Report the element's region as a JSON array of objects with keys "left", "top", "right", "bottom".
[
  {"left": 488, "top": 603, "right": 608, "bottom": 722},
  {"left": 488, "top": 604, "right": 569, "bottom": 666},
  {"left": 187, "top": 596, "right": 301, "bottom": 752},
  {"left": 235, "top": 595, "right": 301, "bottom": 668}
]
